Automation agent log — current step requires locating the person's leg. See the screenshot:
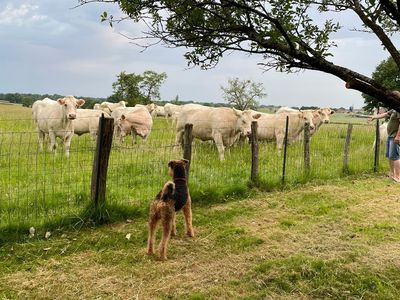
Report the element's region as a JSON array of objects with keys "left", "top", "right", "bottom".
[
  {"left": 388, "top": 137, "right": 400, "bottom": 181},
  {"left": 389, "top": 160, "right": 395, "bottom": 177},
  {"left": 386, "top": 138, "right": 393, "bottom": 177},
  {"left": 392, "top": 159, "right": 400, "bottom": 181}
]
